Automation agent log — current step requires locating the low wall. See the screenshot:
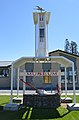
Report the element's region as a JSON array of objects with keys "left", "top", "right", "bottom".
[{"left": 23, "top": 93, "right": 60, "bottom": 108}]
